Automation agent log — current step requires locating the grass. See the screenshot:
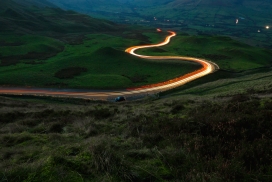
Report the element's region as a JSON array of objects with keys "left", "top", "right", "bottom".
[
  {"left": 54, "top": 67, "right": 88, "bottom": 79},
  {"left": 2, "top": 0, "right": 271, "bottom": 91},
  {"left": 166, "top": 68, "right": 272, "bottom": 99},
  {"left": 1, "top": 29, "right": 271, "bottom": 97},
  {"left": 137, "top": 34, "right": 272, "bottom": 72},
  {"left": 0, "top": 32, "right": 200, "bottom": 89},
  {"left": 0, "top": 90, "right": 272, "bottom": 181},
  {"left": 132, "top": 33, "right": 272, "bottom": 100},
  {"left": 0, "top": 34, "right": 64, "bottom": 57},
  {"left": 1, "top": 1, "right": 272, "bottom": 181}
]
